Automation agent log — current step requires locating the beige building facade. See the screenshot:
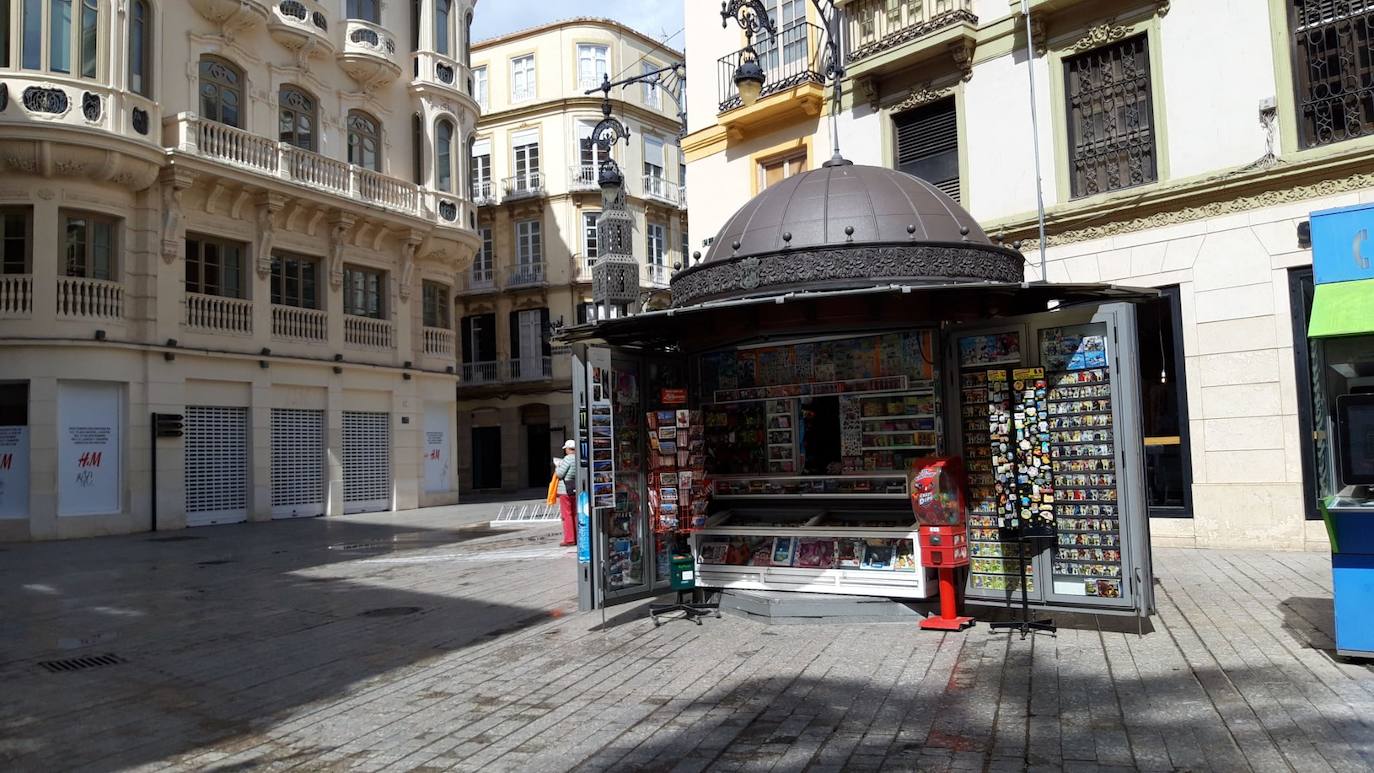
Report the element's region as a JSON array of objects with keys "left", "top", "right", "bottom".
[
  {"left": 459, "top": 19, "right": 686, "bottom": 493},
  {"left": 0, "top": 0, "right": 482, "bottom": 539},
  {"left": 684, "top": 0, "right": 1371, "bottom": 550}
]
